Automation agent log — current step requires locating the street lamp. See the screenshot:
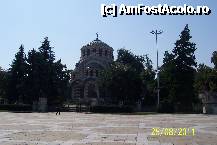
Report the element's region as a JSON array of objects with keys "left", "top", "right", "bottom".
[{"left": 150, "top": 30, "right": 163, "bottom": 109}]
